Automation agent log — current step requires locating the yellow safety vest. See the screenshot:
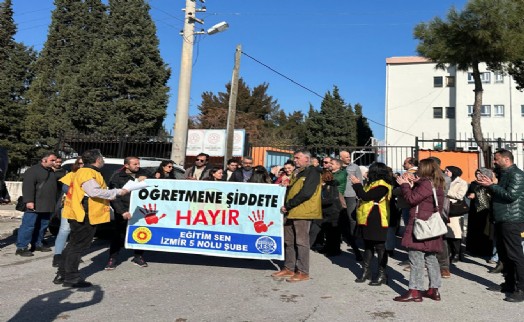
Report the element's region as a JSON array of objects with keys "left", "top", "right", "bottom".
[
  {"left": 356, "top": 179, "right": 392, "bottom": 227},
  {"left": 62, "top": 167, "right": 111, "bottom": 225}
]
